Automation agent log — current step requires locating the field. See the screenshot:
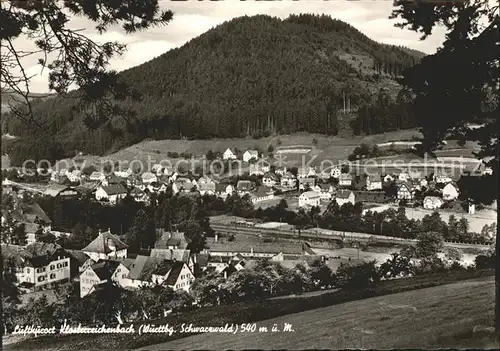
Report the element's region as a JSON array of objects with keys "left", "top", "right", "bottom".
[{"left": 143, "top": 276, "right": 496, "bottom": 350}]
